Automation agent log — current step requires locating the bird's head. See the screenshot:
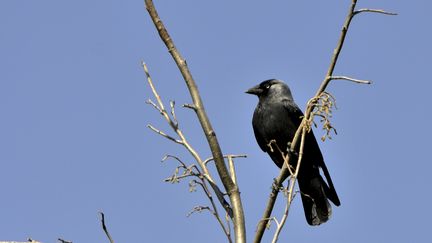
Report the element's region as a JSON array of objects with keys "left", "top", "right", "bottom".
[{"left": 246, "top": 79, "right": 294, "bottom": 101}]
